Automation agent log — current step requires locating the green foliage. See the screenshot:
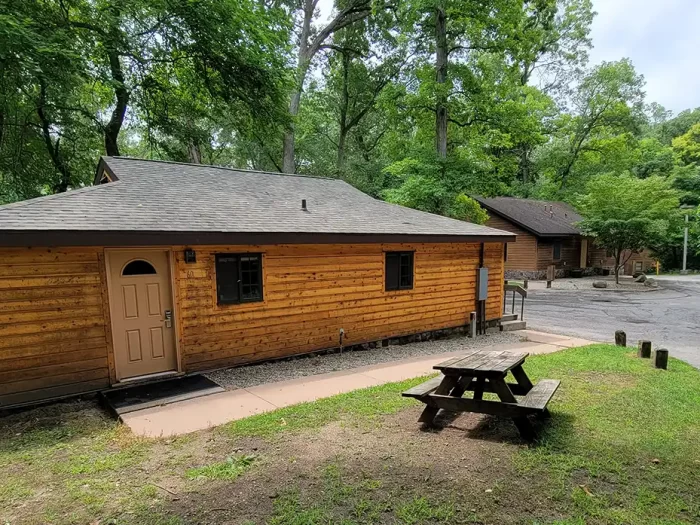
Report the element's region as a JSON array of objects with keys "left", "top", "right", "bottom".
[
  {"left": 577, "top": 173, "right": 679, "bottom": 279},
  {"left": 672, "top": 123, "right": 700, "bottom": 166},
  {"left": 448, "top": 194, "right": 489, "bottom": 224}
]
